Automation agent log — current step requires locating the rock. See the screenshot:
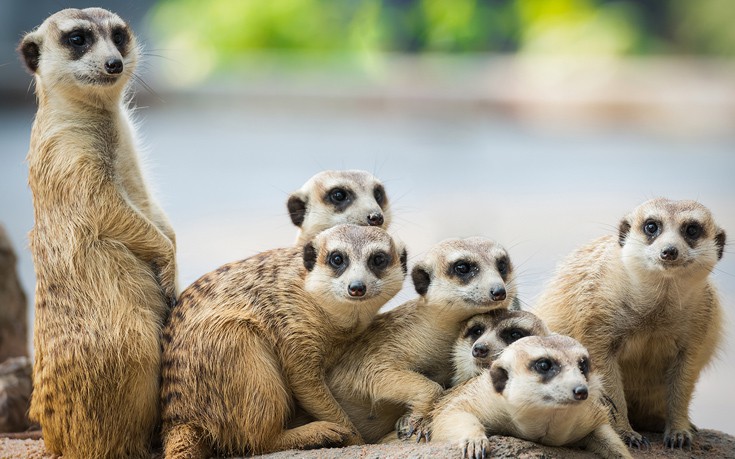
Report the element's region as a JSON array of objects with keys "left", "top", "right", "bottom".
[
  {"left": 1, "top": 429, "right": 733, "bottom": 458},
  {"left": 0, "top": 224, "right": 28, "bottom": 362},
  {"left": 0, "top": 356, "right": 33, "bottom": 433}
]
